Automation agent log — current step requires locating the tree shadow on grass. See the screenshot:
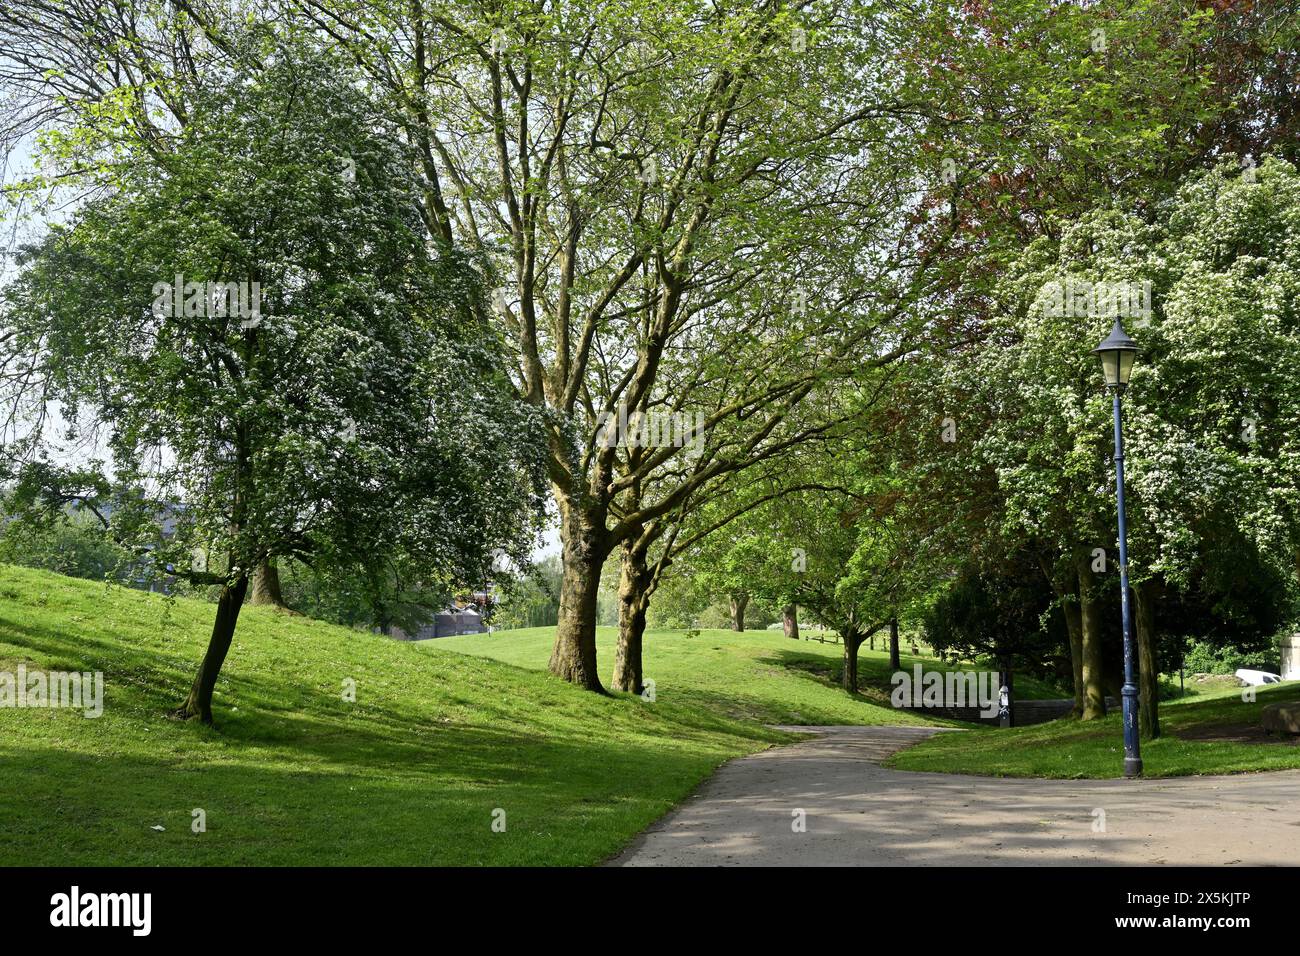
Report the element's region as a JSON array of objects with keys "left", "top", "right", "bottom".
[
  {"left": 1, "top": 607, "right": 810, "bottom": 867},
  {"left": 0, "top": 610, "right": 783, "bottom": 767},
  {"left": 0, "top": 730, "right": 736, "bottom": 866},
  {"left": 758, "top": 649, "right": 913, "bottom": 705}
]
